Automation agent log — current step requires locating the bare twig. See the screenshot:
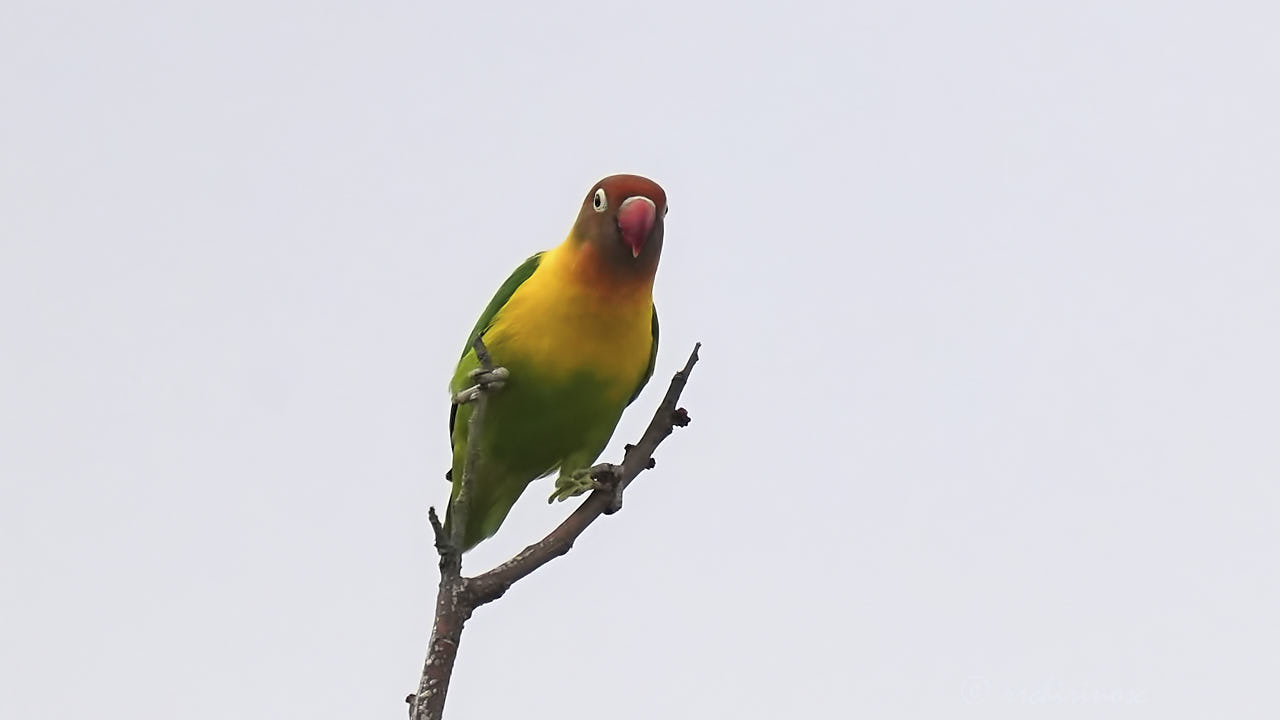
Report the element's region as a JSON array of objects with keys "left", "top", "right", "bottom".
[
  {"left": 408, "top": 342, "right": 702, "bottom": 719},
  {"left": 467, "top": 343, "right": 701, "bottom": 604},
  {"left": 410, "top": 336, "right": 492, "bottom": 719}
]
